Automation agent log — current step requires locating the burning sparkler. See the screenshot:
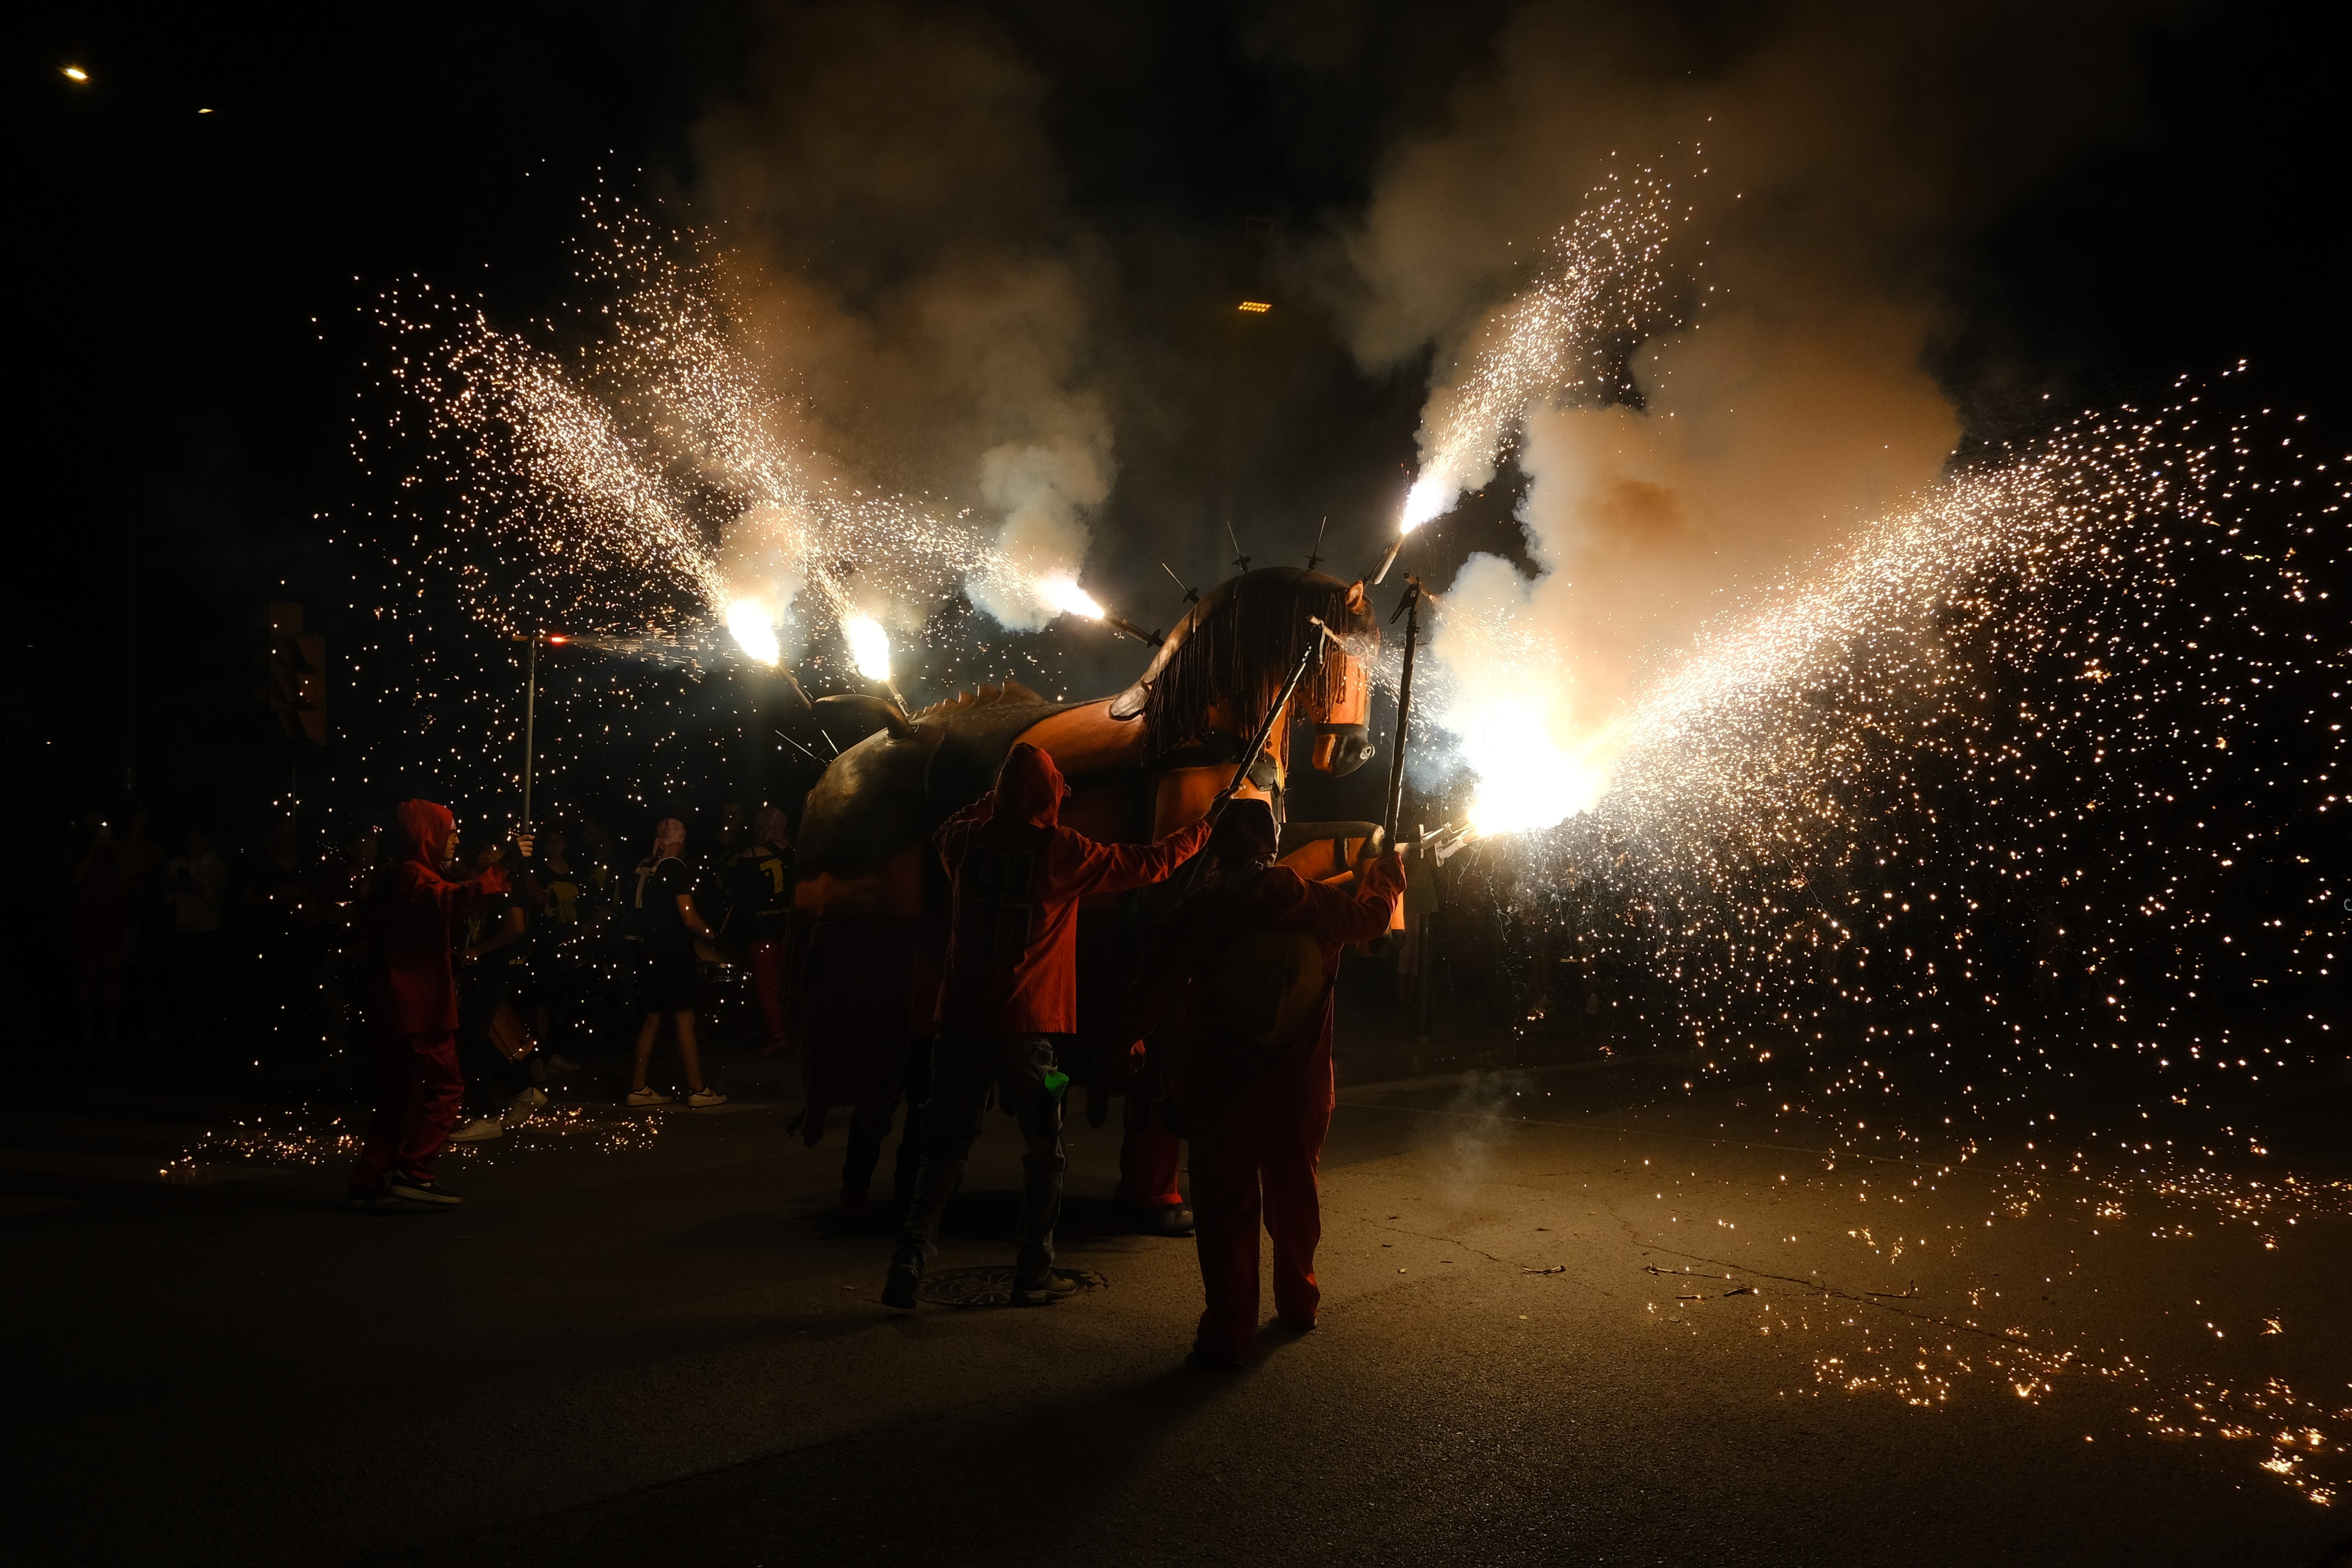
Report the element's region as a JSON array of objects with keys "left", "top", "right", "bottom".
[
  {"left": 1041, "top": 574, "right": 1162, "bottom": 646},
  {"left": 1375, "top": 166, "right": 1681, "bottom": 586},
  {"left": 724, "top": 599, "right": 783, "bottom": 666},
  {"left": 842, "top": 613, "right": 906, "bottom": 711}
]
